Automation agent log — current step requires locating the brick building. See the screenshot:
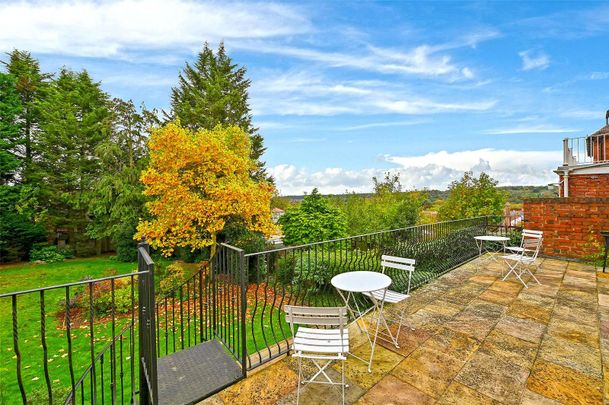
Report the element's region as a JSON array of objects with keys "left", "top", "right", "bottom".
[{"left": 524, "top": 112, "right": 609, "bottom": 259}]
